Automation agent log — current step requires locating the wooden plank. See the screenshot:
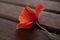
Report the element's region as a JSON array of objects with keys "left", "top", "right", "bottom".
[
  {"left": 0, "top": 18, "right": 17, "bottom": 40},
  {"left": 39, "top": 12, "right": 60, "bottom": 34},
  {"left": 0, "top": 18, "right": 60, "bottom": 40},
  {"left": 0, "top": 3, "right": 23, "bottom": 19},
  {"left": 0, "top": 0, "right": 60, "bottom": 12},
  {"left": 0, "top": 3, "right": 60, "bottom": 34},
  {"left": 0, "top": 18, "right": 53, "bottom": 40},
  {"left": 45, "top": 0, "right": 60, "bottom": 2},
  {"left": 40, "top": 12, "right": 60, "bottom": 28}
]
